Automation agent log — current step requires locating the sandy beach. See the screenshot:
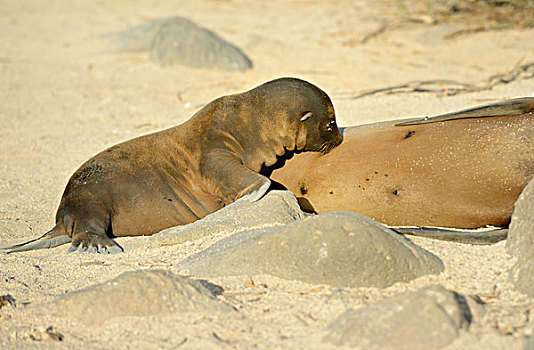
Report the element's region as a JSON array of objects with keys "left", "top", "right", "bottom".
[{"left": 1, "top": 1, "right": 533, "bottom": 348}]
